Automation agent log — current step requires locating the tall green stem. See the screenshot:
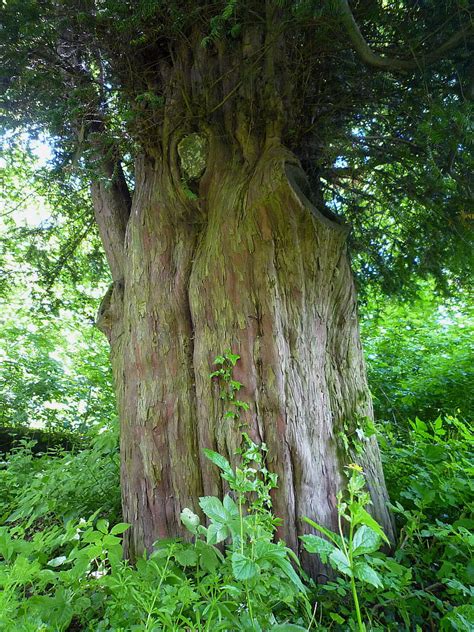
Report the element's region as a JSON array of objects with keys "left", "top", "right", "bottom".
[{"left": 338, "top": 493, "right": 365, "bottom": 632}]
